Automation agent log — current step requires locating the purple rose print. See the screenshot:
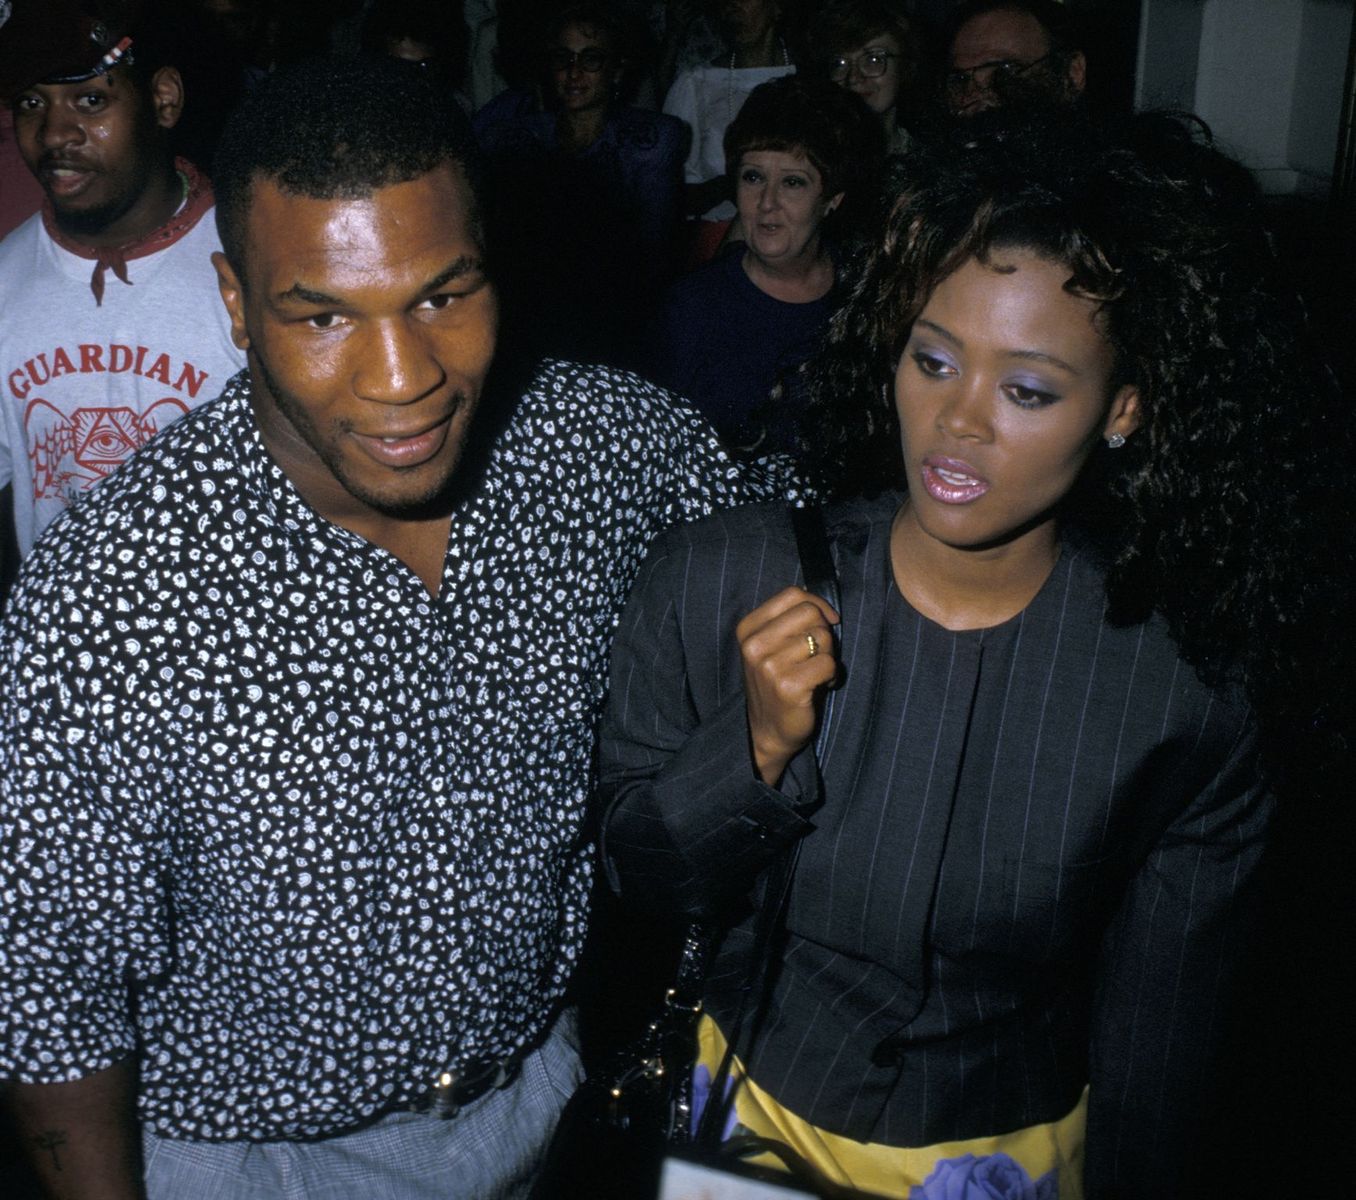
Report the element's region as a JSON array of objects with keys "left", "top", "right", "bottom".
[
  {"left": 908, "top": 1153, "right": 1058, "bottom": 1200},
  {"left": 689, "top": 1063, "right": 741, "bottom": 1141}
]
